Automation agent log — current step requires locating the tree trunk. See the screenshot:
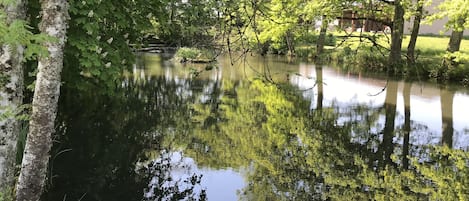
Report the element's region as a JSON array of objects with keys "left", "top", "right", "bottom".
[
  {"left": 406, "top": 1, "right": 423, "bottom": 64},
  {"left": 0, "top": 0, "right": 26, "bottom": 194},
  {"left": 316, "top": 16, "right": 328, "bottom": 56},
  {"left": 441, "top": 18, "right": 465, "bottom": 73},
  {"left": 15, "top": 0, "right": 69, "bottom": 200},
  {"left": 285, "top": 31, "right": 295, "bottom": 56},
  {"left": 446, "top": 18, "right": 466, "bottom": 53},
  {"left": 388, "top": 0, "right": 405, "bottom": 69}
]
